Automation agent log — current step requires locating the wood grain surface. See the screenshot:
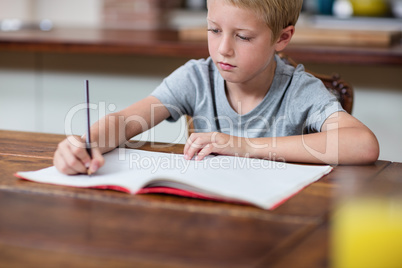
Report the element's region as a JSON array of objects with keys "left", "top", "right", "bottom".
[{"left": 0, "top": 130, "right": 398, "bottom": 267}]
